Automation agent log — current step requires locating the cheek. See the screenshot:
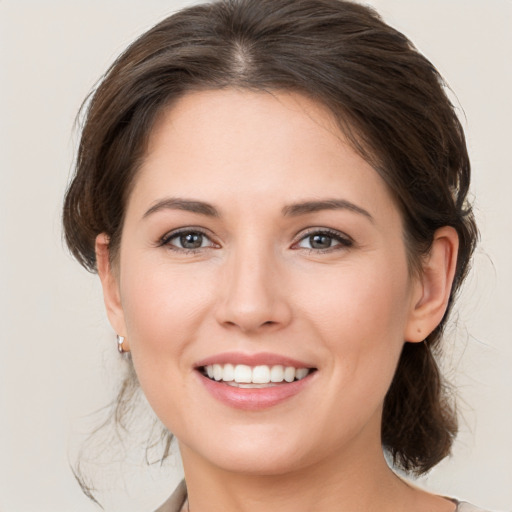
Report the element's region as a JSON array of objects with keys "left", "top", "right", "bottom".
[
  {"left": 121, "top": 256, "right": 210, "bottom": 335},
  {"left": 300, "top": 259, "right": 411, "bottom": 343},
  {"left": 118, "top": 258, "right": 215, "bottom": 391},
  {"left": 297, "top": 256, "right": 412, "bottom": 393},
  {"left": 117, "top": 266, "right": 209, "bottom": 430},
  {"left": 292, "top": 265, "right": 411, "bottom": 448}
]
